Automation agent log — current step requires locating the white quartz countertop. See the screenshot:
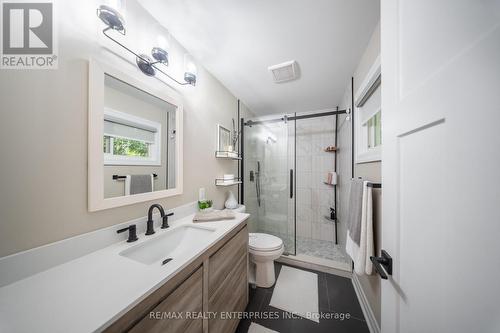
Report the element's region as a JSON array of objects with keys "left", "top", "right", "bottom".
[{"left": 0, "top": 213, "right": 249, "bottom": 333}]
